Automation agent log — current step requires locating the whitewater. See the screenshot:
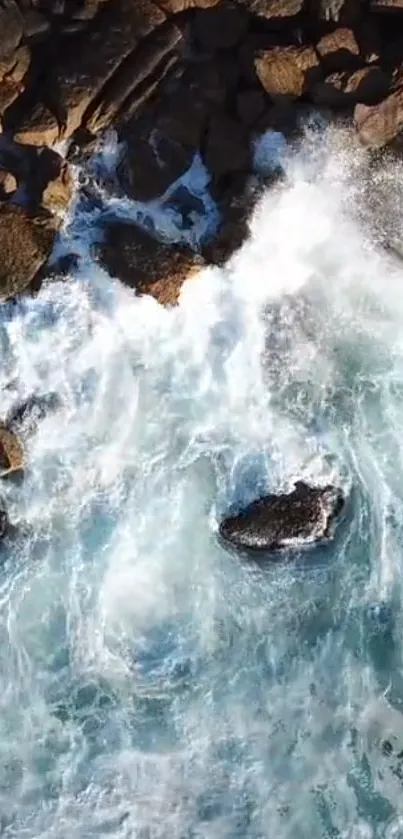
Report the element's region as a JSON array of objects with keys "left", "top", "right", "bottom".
[{"left": 2, "top": 123, "right": 403, "bottom": 839}]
